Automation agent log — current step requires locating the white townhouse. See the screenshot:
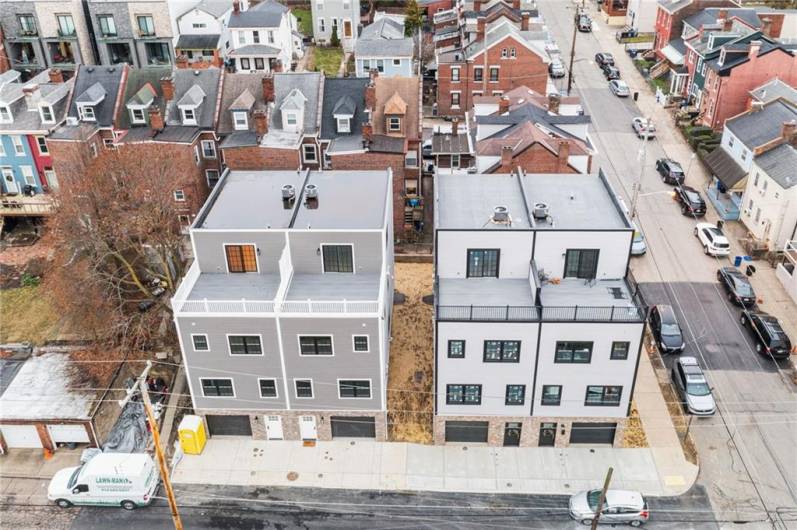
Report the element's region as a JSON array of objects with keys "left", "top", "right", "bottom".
[
  {"left": 433, "top": 170, "right": 647, "bottom": 447},
  {"left": 311, "top": 0, "right": 361, "bottom": 51},
  {"left": 174, "top": 0, "right": 248, "bottom": 68},
  {"left": 227, "top": 0, "right": 302, "bottom": 74}
]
